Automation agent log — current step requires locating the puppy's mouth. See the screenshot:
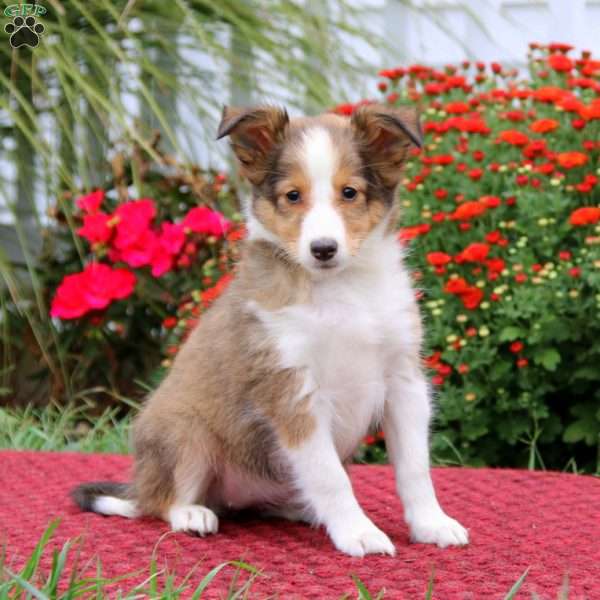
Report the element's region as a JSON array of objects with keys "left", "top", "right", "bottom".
[{"left": 308, "top": 259, "right": 345, "bottom": 275}]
